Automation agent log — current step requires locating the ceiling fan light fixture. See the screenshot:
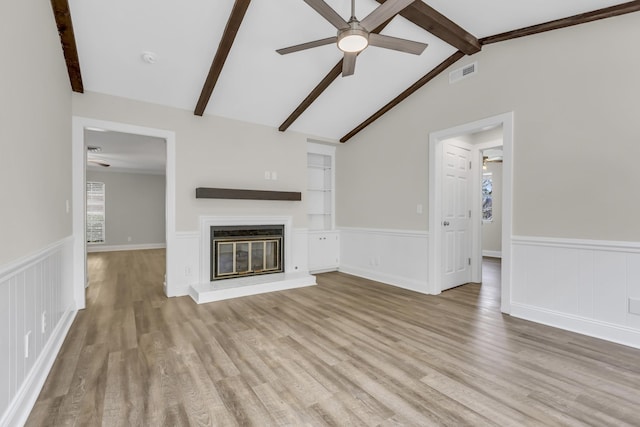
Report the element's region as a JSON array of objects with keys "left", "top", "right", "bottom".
[{"left": 337, "top": 29, "right": 368, "bottom": 53}]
